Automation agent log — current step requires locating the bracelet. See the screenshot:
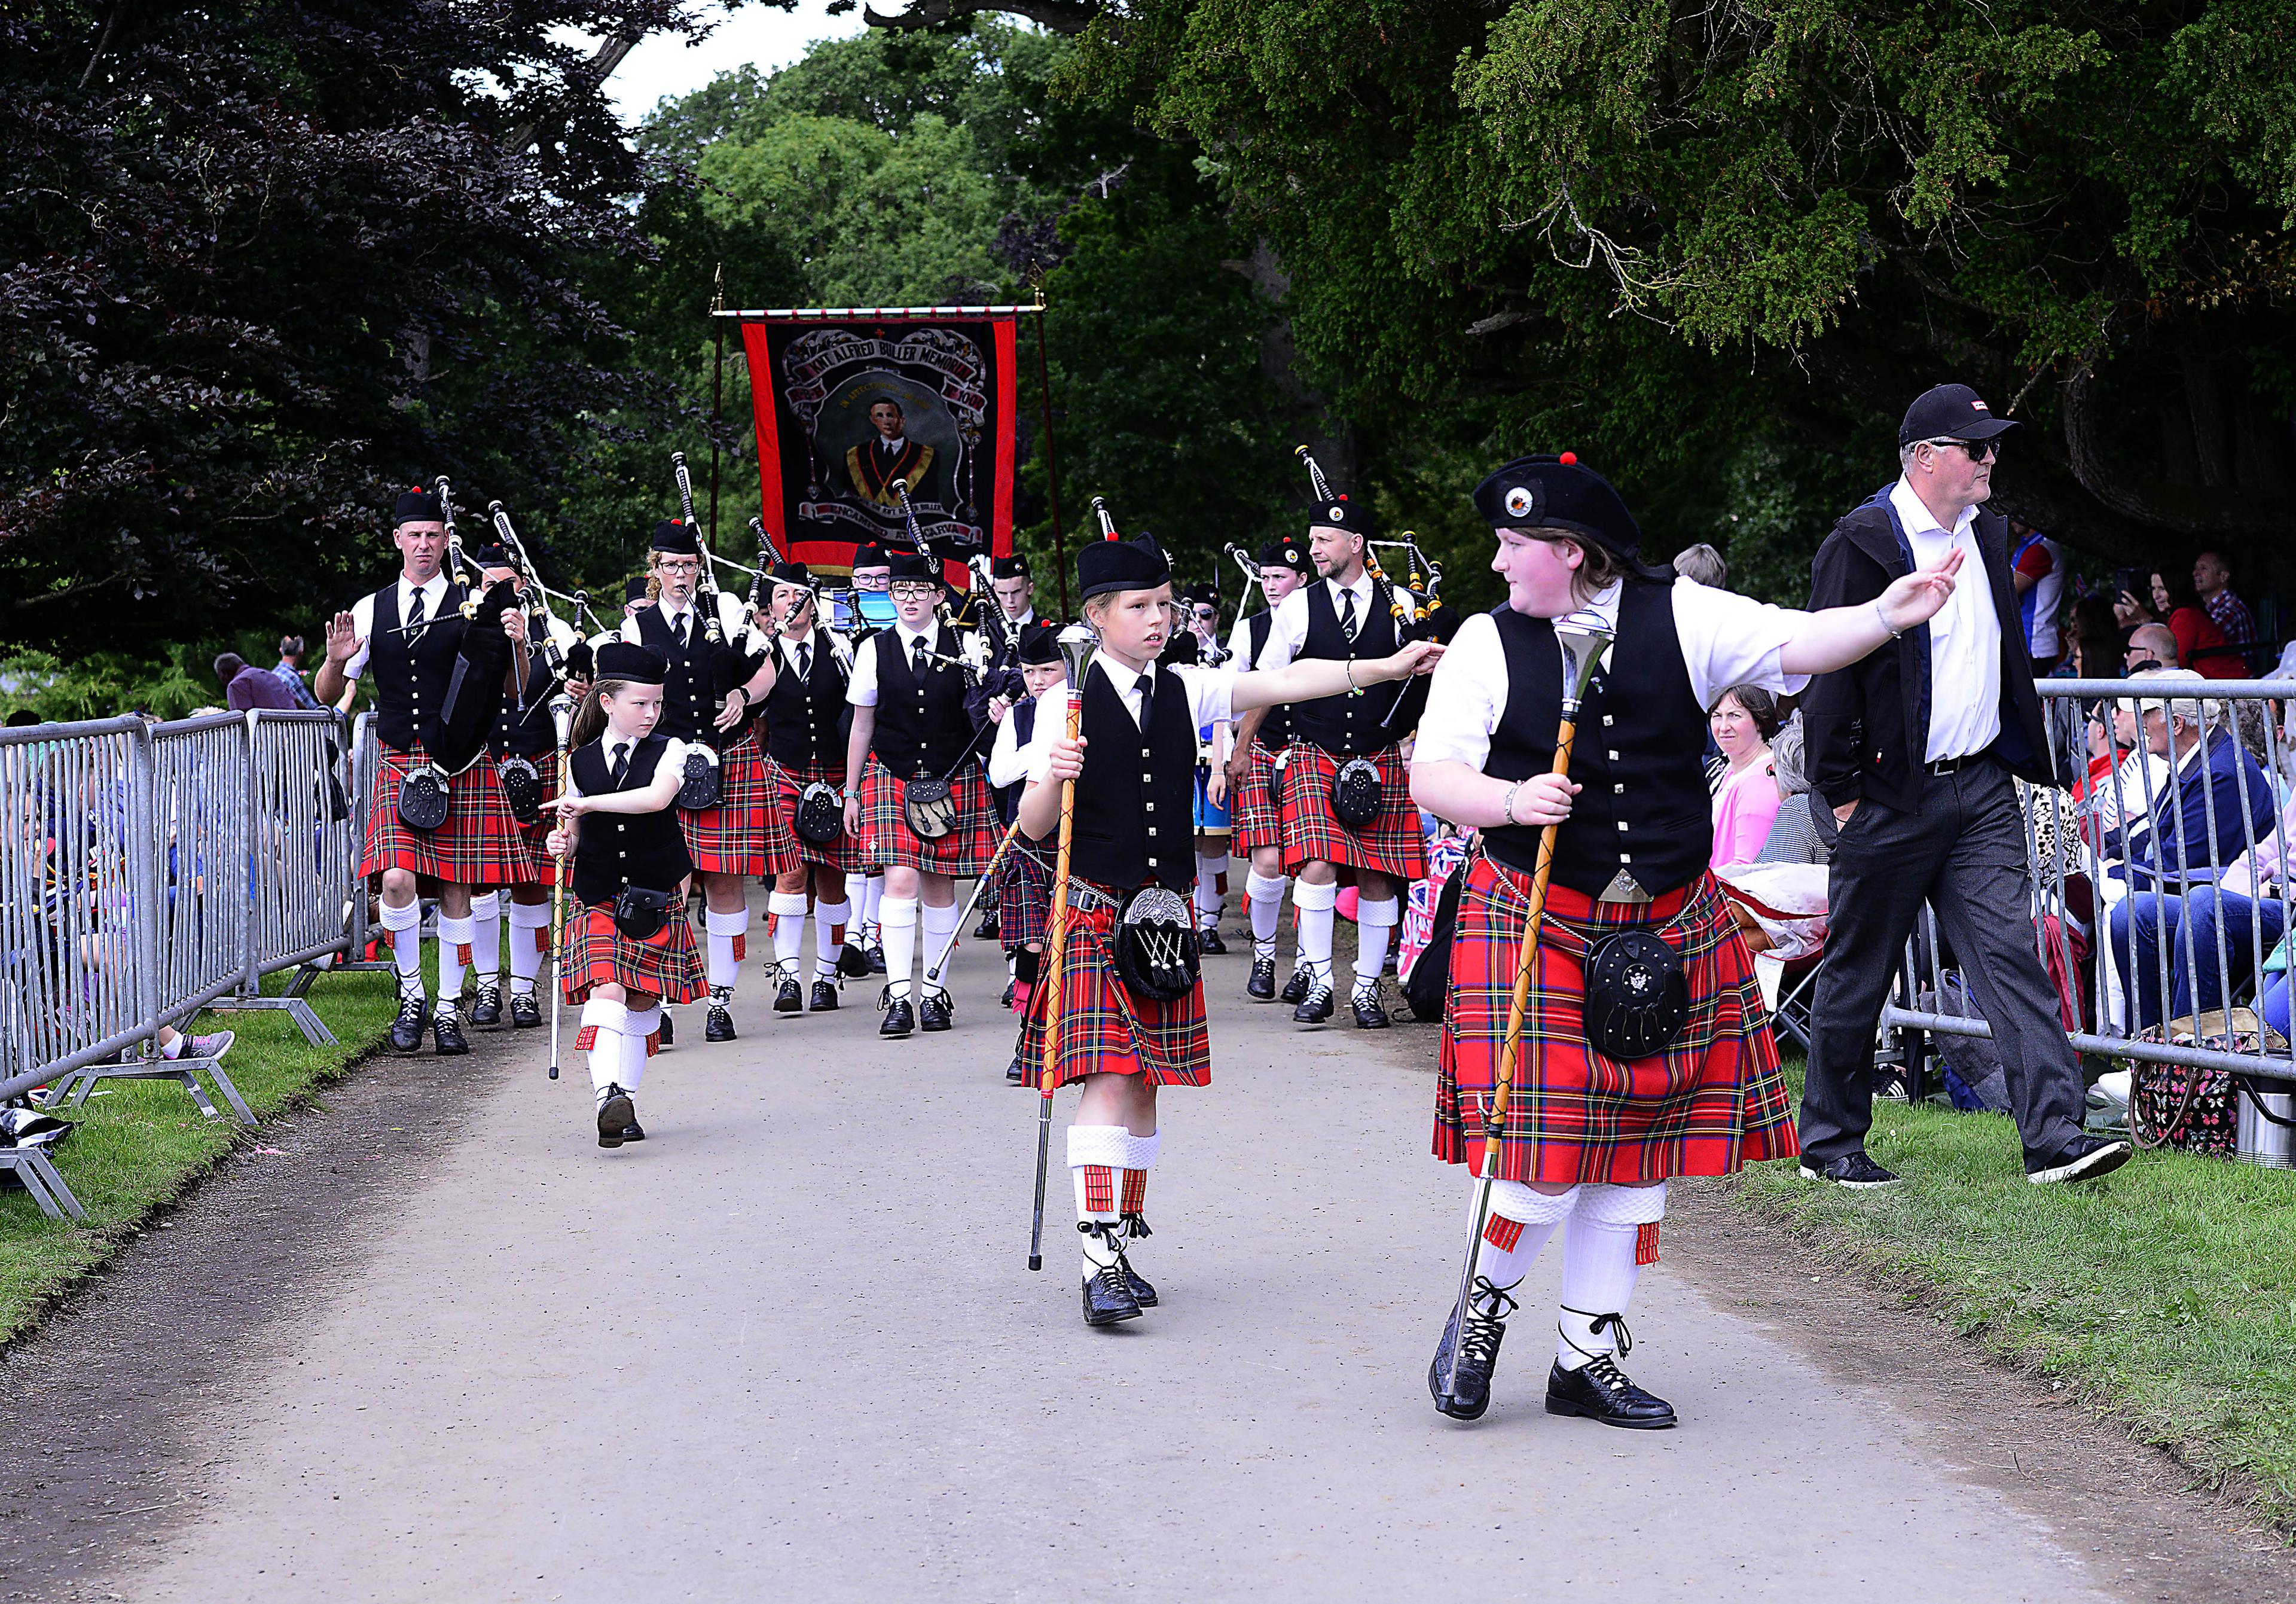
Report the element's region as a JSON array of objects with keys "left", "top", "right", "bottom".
[
  {"left": 1873, "top": 599, "right": 1904, "bottom": 640},
  {"left": 1501, "top": 780, "right": 1523, "bottom": 827}
]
